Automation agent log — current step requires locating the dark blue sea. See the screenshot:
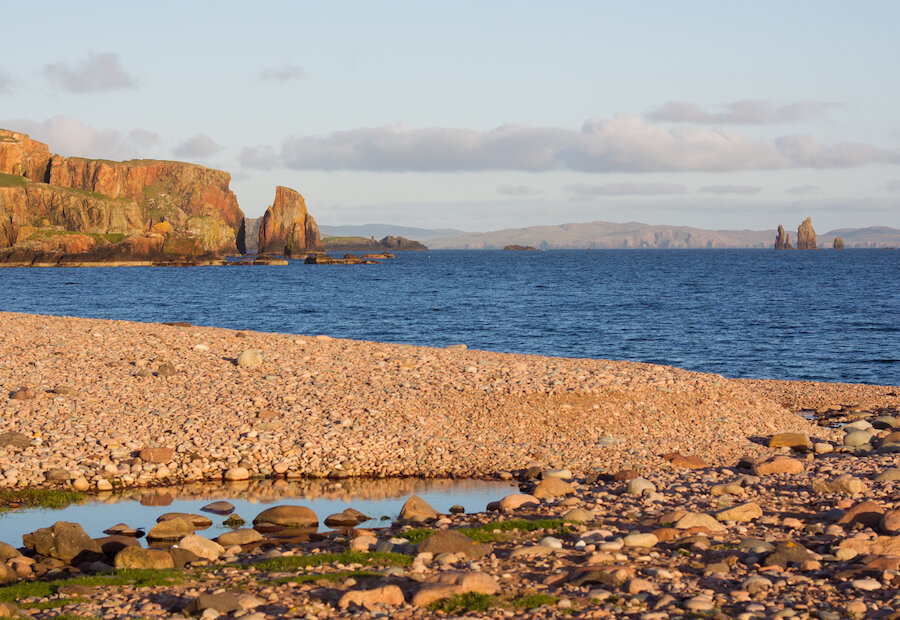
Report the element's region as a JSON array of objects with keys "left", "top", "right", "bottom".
[{"left": 1, "top": 250, "right": 897, "bottom": 385}]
